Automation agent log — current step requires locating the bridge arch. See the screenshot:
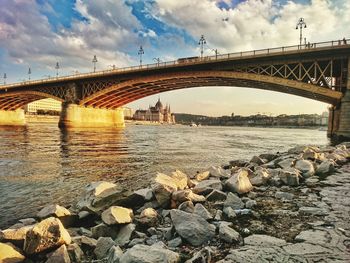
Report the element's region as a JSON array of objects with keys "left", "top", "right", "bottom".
[
  {"left": 0, "top": 91, "right": 64, "bottom": 111},
  {"left": 79, "top": 71, "right": 343, "bottom": 109}
]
